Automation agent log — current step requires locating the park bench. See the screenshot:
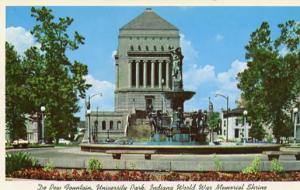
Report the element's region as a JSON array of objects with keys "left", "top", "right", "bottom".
[
  {"left": 105, "top": 150, "right": 156, "bottom": 160},
  {"left": 263, "top": 151, "right": 300, "bottom": 161}
]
